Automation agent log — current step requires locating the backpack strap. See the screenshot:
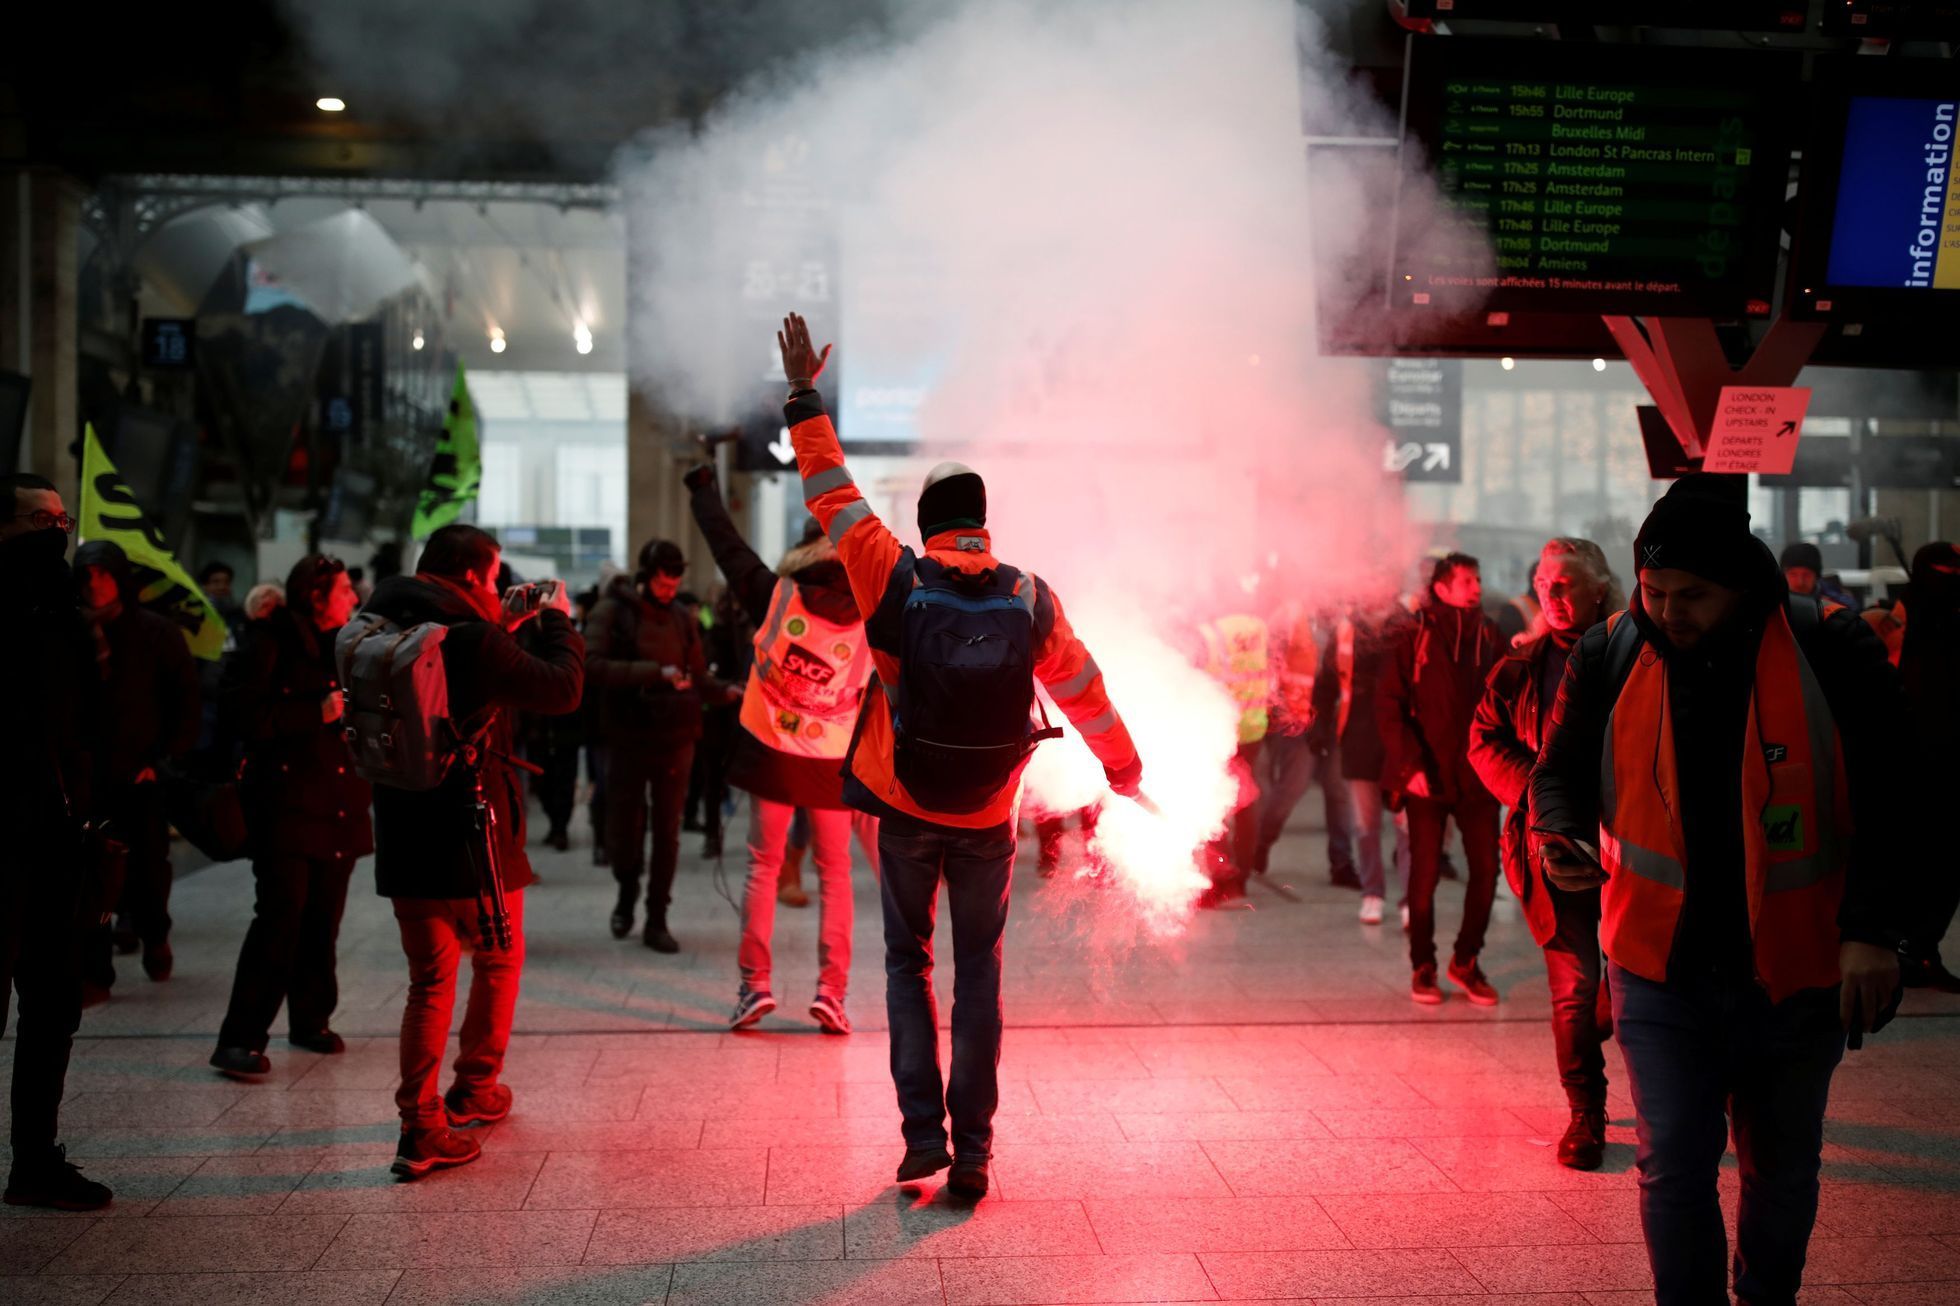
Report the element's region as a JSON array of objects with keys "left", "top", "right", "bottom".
[
  {"left": 1785, "top": 592, "right": 1825, "bottom": 636},
  {"left": 866, "top": 548, "right": 919, "bottom": 656},
  {"left": 1601, "top": 609, "right": 1642, "bottom": 700}
]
